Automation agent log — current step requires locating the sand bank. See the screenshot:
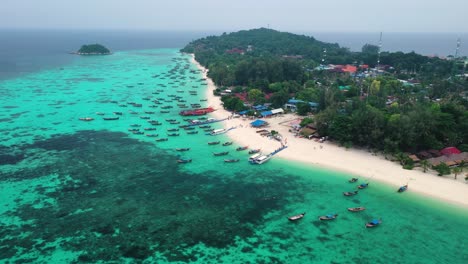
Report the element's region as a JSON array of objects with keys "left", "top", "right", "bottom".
[{"left": 190, "top": 54, "right": 468, "bottom": 208}]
